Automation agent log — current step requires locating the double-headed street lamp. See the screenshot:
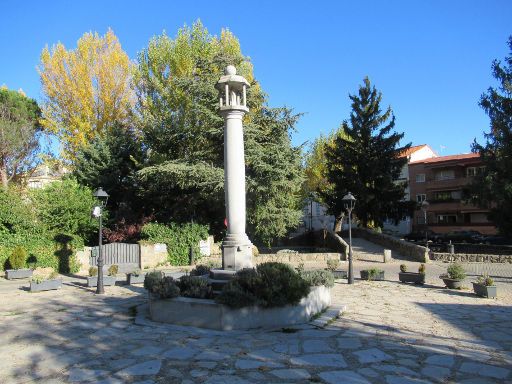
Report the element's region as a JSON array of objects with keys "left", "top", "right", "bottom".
[
  {"left": 92, "top": 187, "right": 109, "bottom": 295},
  {"left": 342, "top": 192, "right": 356, "bottom": 285},
  {"left": 421, "top": 200, "right": 429, "bottom": 251}
]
